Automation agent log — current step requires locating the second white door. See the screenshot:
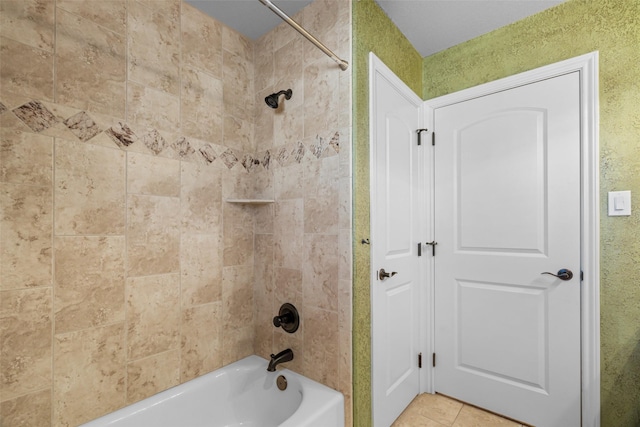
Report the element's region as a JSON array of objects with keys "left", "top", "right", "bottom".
[{"left": 433, "top": 72, "right": 582, "bottom": 426}]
